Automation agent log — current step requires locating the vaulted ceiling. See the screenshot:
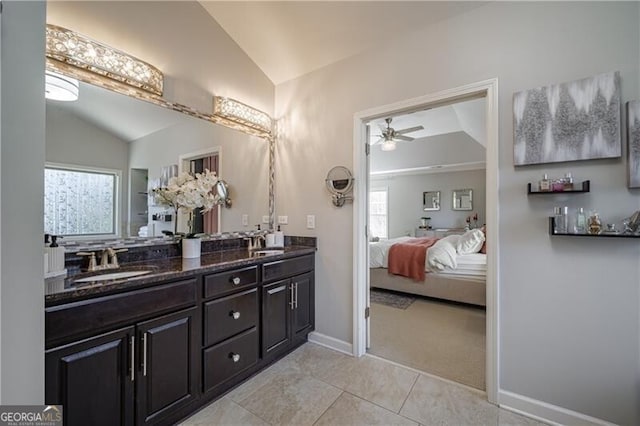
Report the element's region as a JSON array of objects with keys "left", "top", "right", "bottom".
[{"left": 199, "top": 1, "right": 486, "bottom": 85}]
